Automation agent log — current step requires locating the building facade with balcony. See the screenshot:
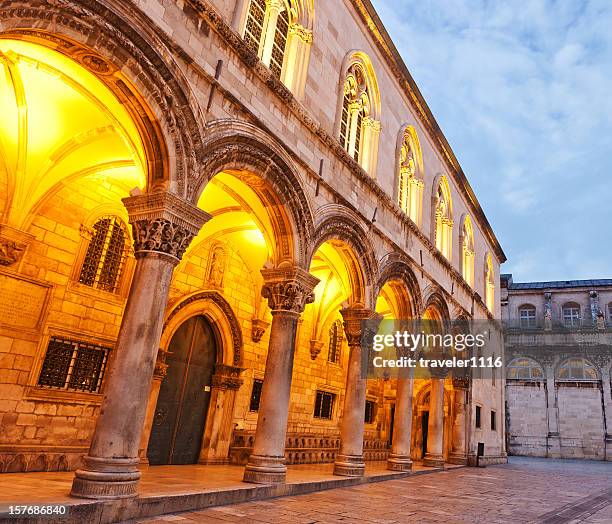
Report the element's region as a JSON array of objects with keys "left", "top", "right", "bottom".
[{"left": 501, "top": 274, "right": 612, "bottom": 460}]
